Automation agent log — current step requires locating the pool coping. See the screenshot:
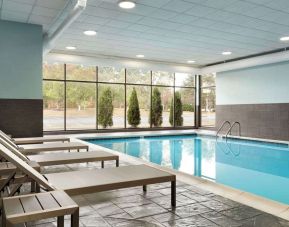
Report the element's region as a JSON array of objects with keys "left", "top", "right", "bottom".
[
  {"left": 68, "top": 129, "right": 289, "bottom": 146},
  {"left": 67, "top": 129, "right": 289, "bottom": 221}
]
